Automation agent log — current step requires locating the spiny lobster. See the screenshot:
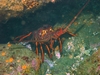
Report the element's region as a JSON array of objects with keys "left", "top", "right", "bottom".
[{"left": 14, "top": 0, "right": 90, "bottom": 62}]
